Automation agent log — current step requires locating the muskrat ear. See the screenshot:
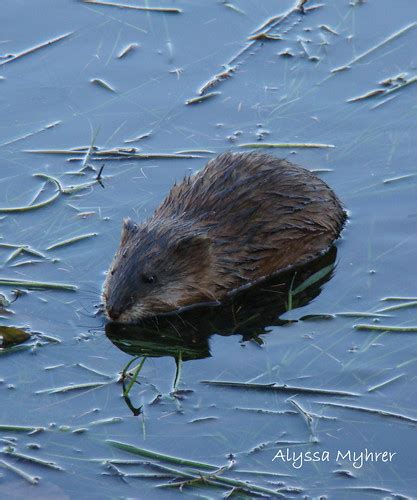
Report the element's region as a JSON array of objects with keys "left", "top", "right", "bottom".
[
  {"left": 121, "top": 218, "right": 138, "bottom": 244},
  {"left": 175, "top": 233, "right": 212, "bottom": 256}
]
